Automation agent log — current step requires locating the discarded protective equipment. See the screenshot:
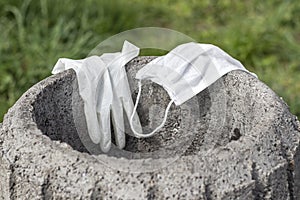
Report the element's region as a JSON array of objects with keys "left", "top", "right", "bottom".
[
  {"left": 130, "top": 42, "right": 257, "bottom": 138},
  {"left": 99, "top": 41, "right": 143, "bottom": 150},
  {"left": 53, "top": 56, "right": 110, "bottom": 147},
  {"left": 52, "top": 41, "right": 142, "bottom": 152}
]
